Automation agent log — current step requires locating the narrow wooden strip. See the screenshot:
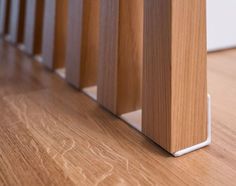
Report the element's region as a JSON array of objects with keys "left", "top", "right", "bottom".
[
  {"left": 9, "top": 0, "right": 19, "bottom": 43},
  {"left": 53, "top": 0, "right": 68, "bottom": 69},
  {"left": 143, "top": 0, "right": 207, "bottom": 153},
  {"left": 65, "top": 0, "right": 84, "bottom": 87},
  {"left": 42, "top": 0, "right": 68, "bottom": 70},
  {"left": 17, "top": 0, "right": 25, "bottom": 43},
  {"left": 66, "top": 0, "right": 99, "bottom": 89},
  {"left": 97, "top": 0, "right": 119, "bottom": 113},
  {"left": 23, "top": 0, "right": 36, "bottom": 53},
  {"left": 0, "top": 0, "right": 5, "bottom": 35},
  {"left": 0, "top": 0, "right": 11, "bottom": 36},
  {"left": 24, "top": 0, "right": 44, "bottom": 55},
  {"left": 8, "top": 0, "right": 25, "bottom": 44},
  {"left": 41, "top": 0, "right": 56, "bottom": 69},
  {"left": 98, "top": 0, "right": 143, "bottom": 115},
  {"left": 33, "top": 0, "right": 44, "bottom": 54}
]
